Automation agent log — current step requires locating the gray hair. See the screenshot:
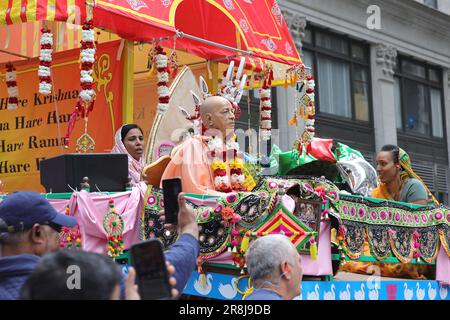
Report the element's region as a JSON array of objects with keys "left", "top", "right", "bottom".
[{"left": 246, "top": 234, "right": 297, "bottom": 287}]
